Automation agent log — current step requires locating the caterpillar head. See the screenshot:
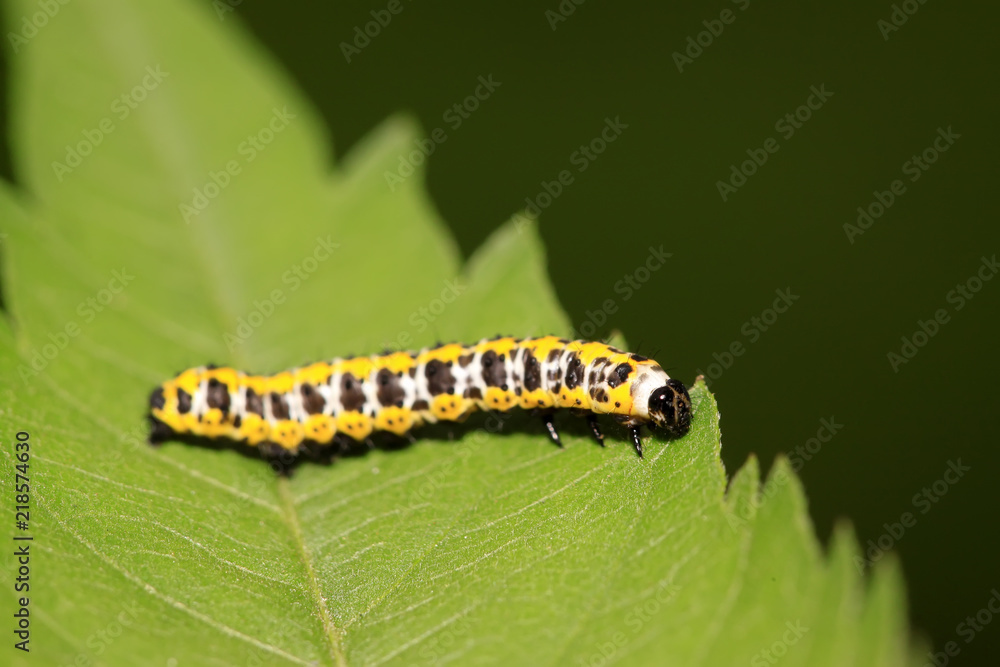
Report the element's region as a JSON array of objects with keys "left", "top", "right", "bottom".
[{"left": 646, "top": 379, "right": 692, "bottom": 437}]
